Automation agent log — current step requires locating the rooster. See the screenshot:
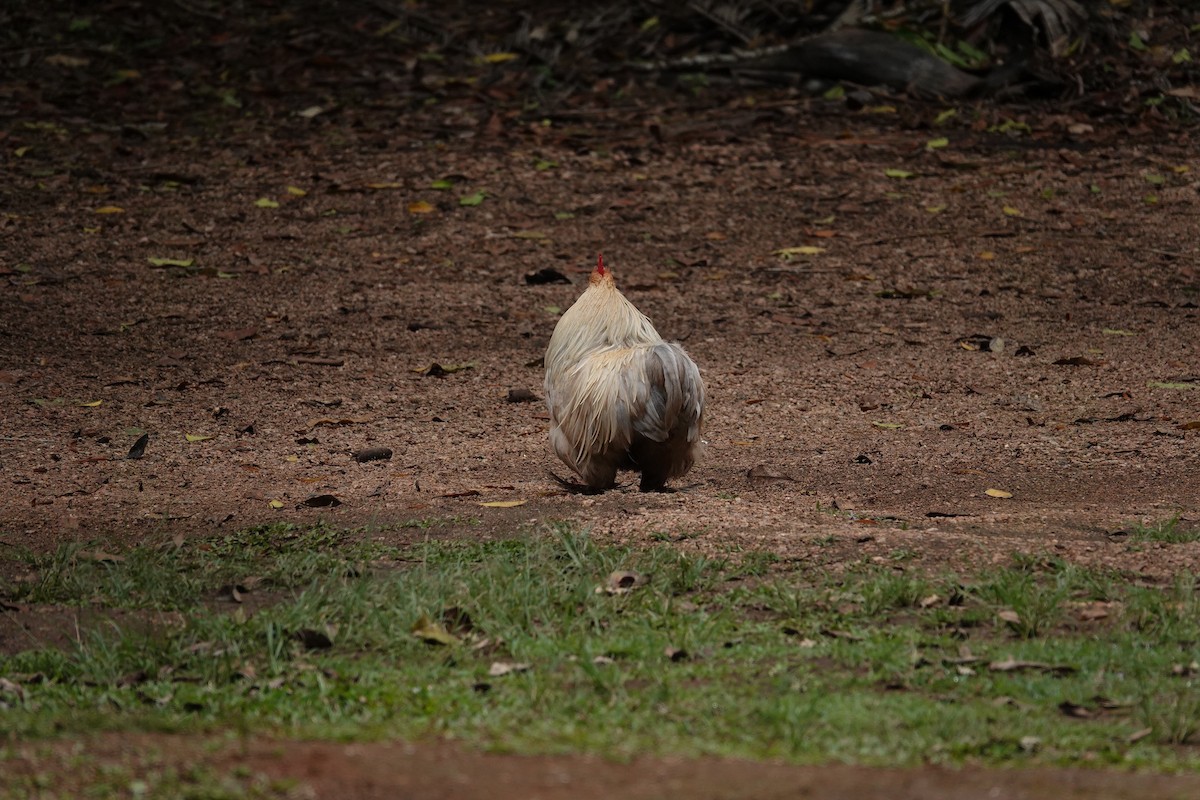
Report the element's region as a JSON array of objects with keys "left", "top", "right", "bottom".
[{"left": 544, "top": 254, "right": 705, "bottom": 491}]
